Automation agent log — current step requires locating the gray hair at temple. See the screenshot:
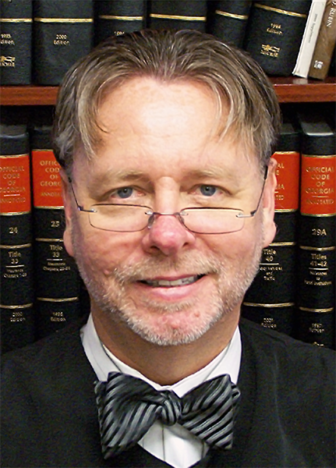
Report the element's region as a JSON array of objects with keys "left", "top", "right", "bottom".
[{"left": 52, "top": 29, "right": 281, "bottom": 176}]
